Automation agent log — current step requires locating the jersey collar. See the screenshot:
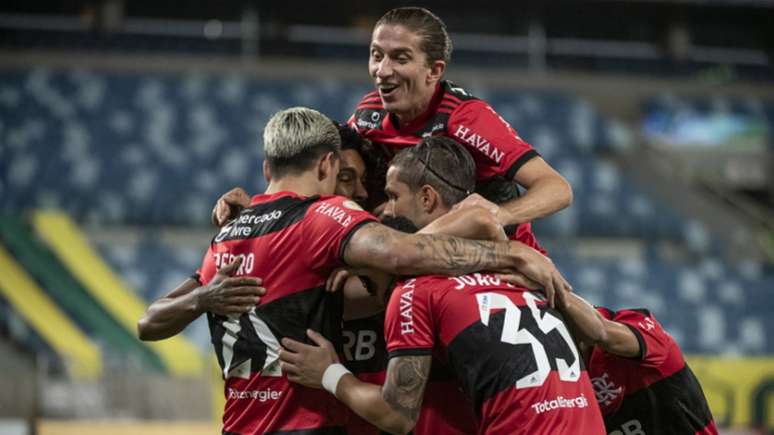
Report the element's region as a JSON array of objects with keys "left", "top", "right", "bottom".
[
  {"left": 386, "top": 81, "right": 446, "bottom": 133},
  {"left": 250, "top": 191, "right": 306, "bottom": 206}
]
